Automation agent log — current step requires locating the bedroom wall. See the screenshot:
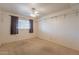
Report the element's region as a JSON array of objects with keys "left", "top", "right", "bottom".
[
  {"left": 38, "top": 8, "right": 79, "bottom": 51},
  {"left": 0, "top": 9, "right": 38, "bottom": 45}
]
